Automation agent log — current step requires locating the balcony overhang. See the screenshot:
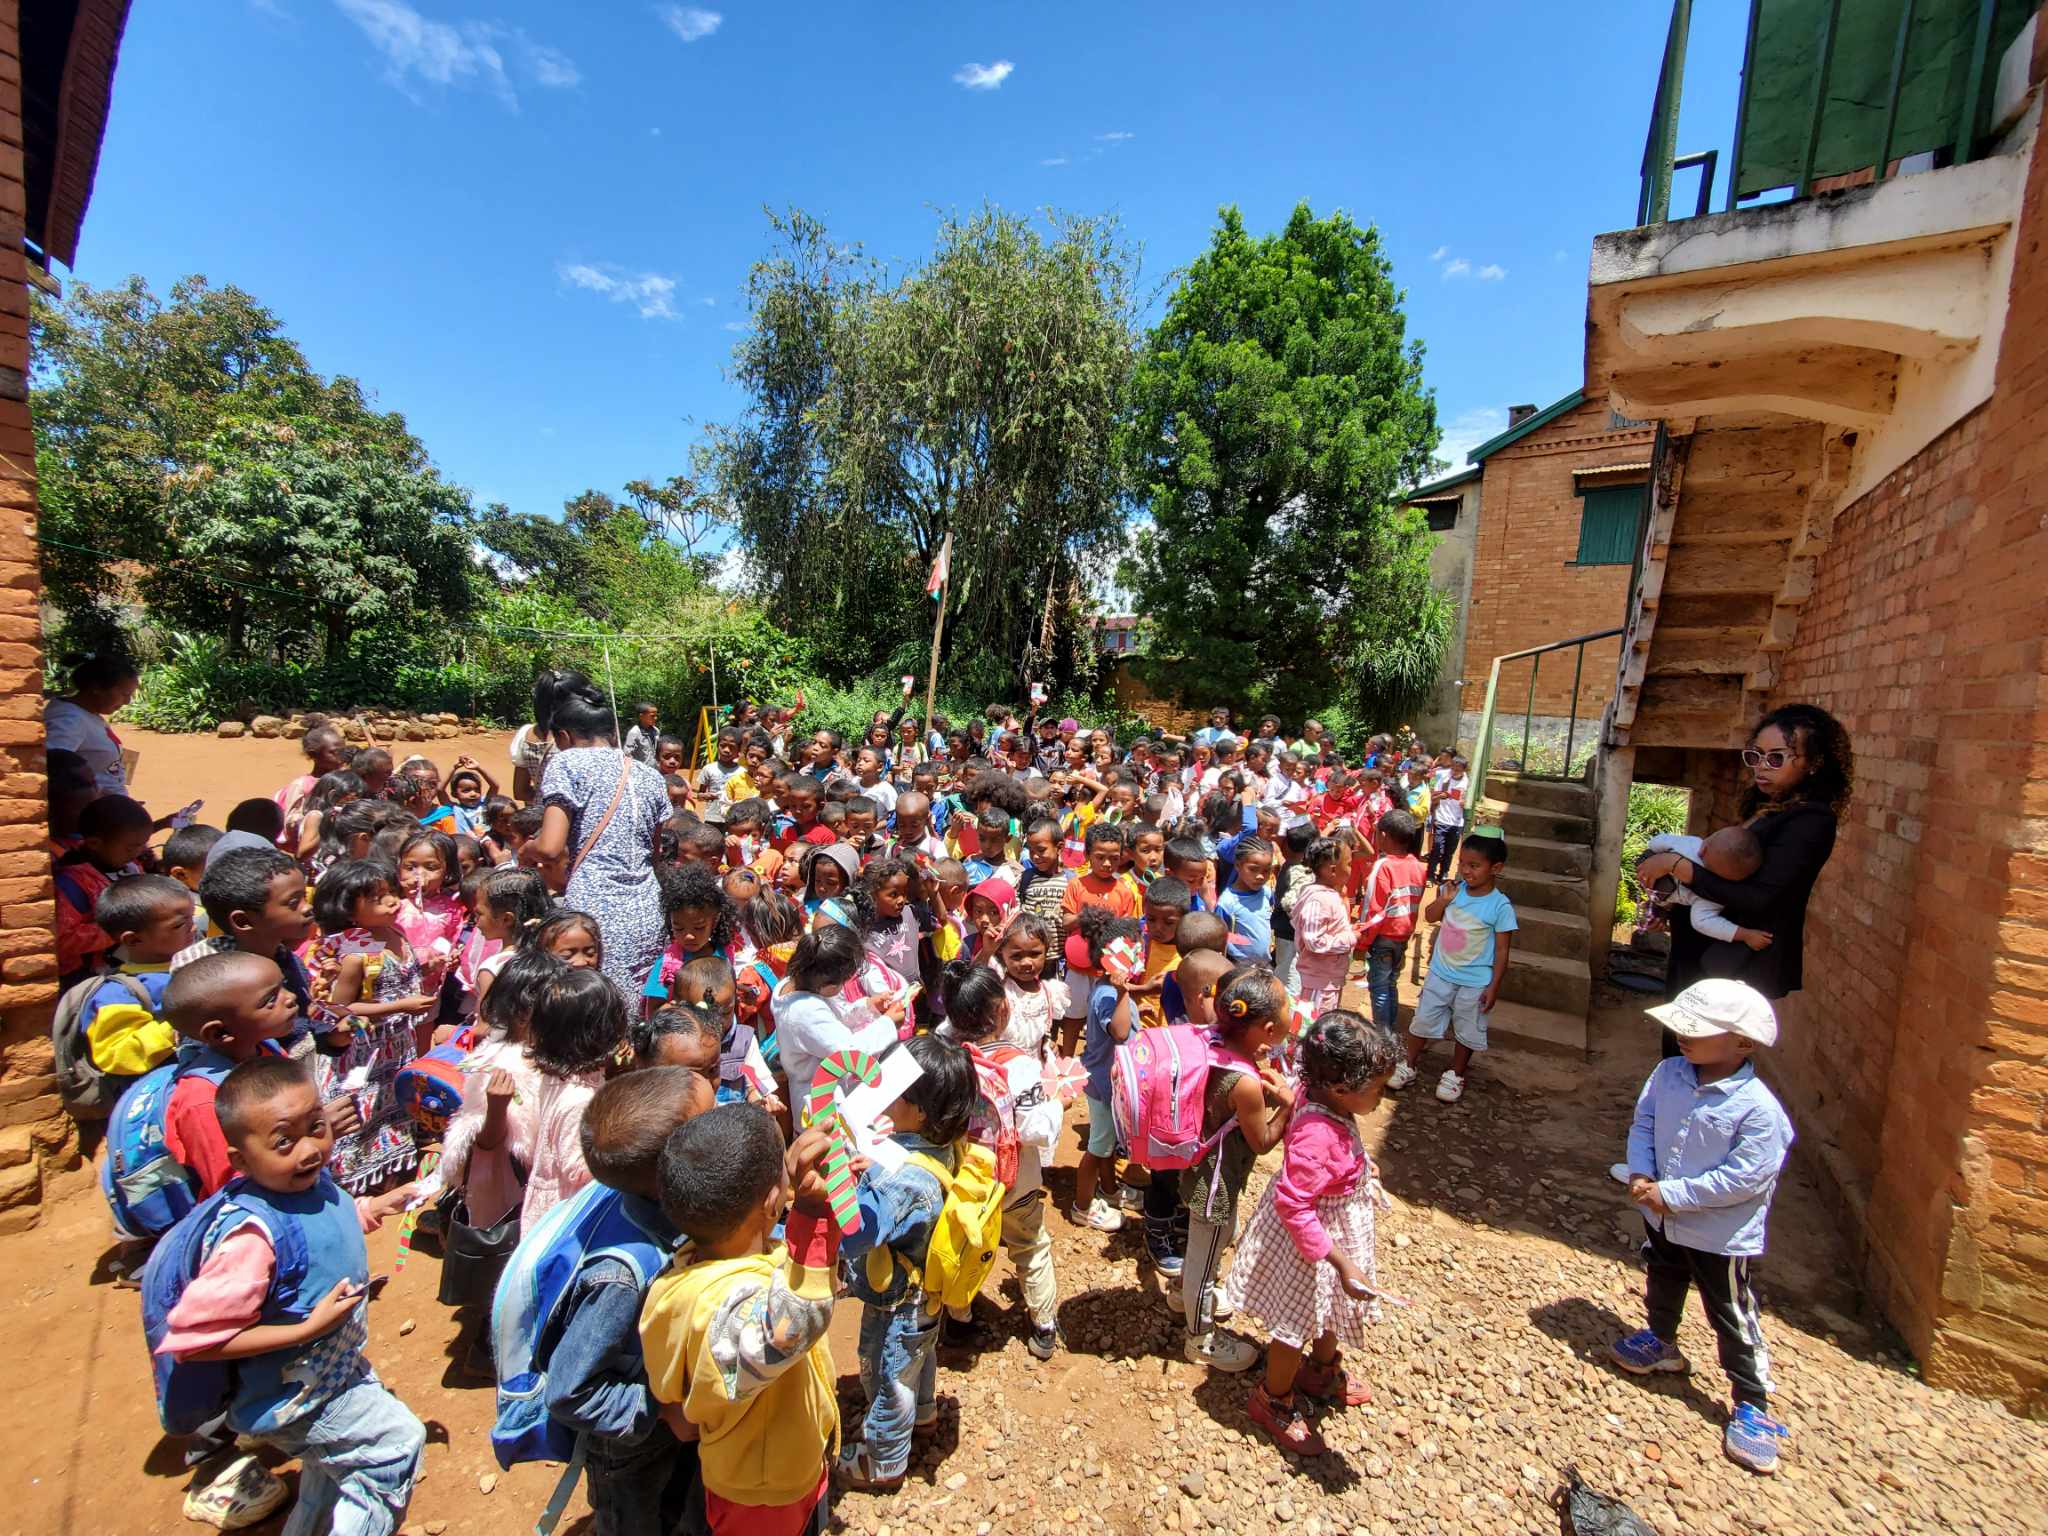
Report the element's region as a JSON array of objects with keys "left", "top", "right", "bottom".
[{"left": 1586, "top": 95, "right": 2038, "bottom": 508}]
